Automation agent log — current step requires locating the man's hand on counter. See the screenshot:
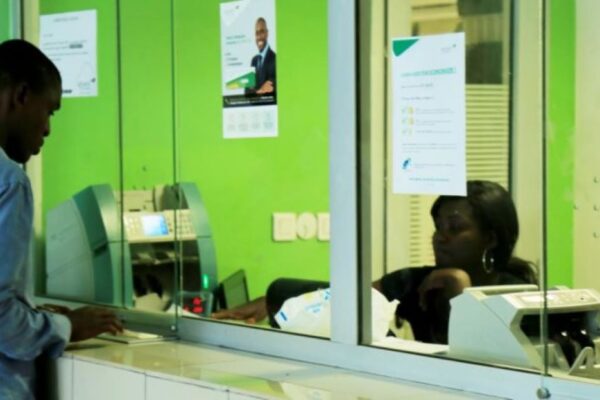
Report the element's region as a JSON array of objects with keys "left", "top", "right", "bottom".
[{"left": 66, "top": 307, "right": 123, "bottom": 342}]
